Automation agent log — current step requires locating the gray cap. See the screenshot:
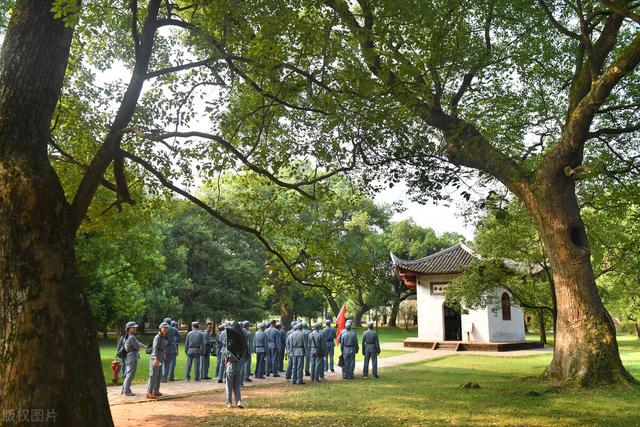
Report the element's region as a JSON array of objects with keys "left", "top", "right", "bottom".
[
  {"left": 191, "top": 321, "right": 200, "bottom": 328},
  {"left": 291, "top": 321, "right": 297, "bottom": 328},
  {"left": 163, "top": 317, "right": 172, "bottom": 324},
  {"left": 171, "top": 321, "right": 178, "bottom": 327},
  {"left": 276, "top": 321, "right": 282, "bottom": 327},
  {"left": 368, "top": 322, "right": 374, "bottom": 328},
  {"left": 159, "top": 322, "right": 169, "bottom": 329},
  {"left": 296, "top": 323, "right": 304, "bottom": 330},
  {"left": 259, "top": 322, "right": 266, "bottom": 329},
  {"left": 313, "top": 323, "right": 321, "bottom": 330},
  {"left": 345, "top": 323, "right": 352, "bottom": 330},
  {"left": 325, "top": 320, "right": 331, "bottom": 326},
  {"left": 125, "top": 321, "right": 138, "bottom": 330}
]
